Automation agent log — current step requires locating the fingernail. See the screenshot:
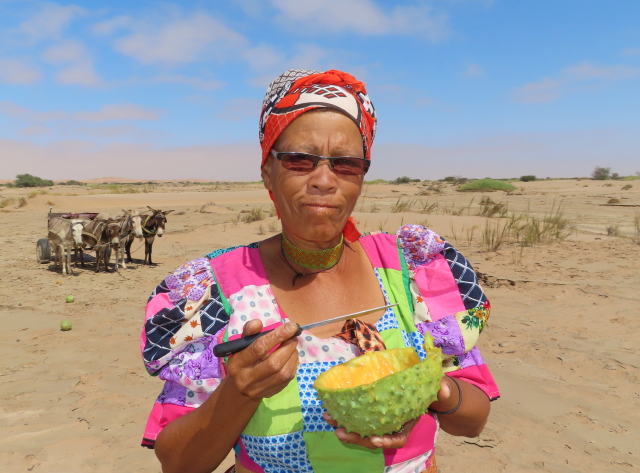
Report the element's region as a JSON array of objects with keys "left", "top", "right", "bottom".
[{"left": 285, "top": 322, "right": 298, "bottom": 333}]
